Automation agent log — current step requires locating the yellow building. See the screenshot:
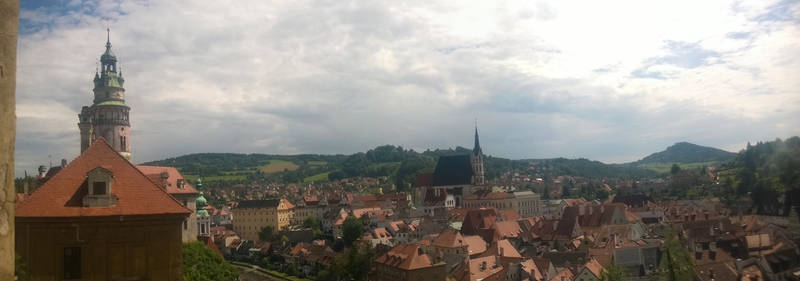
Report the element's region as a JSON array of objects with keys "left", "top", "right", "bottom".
[{"left": 232, "top": 198, "right": 295, "bottom": 241}]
